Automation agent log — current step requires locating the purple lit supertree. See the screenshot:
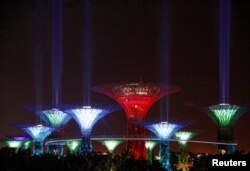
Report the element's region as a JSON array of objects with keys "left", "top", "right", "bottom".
[
  {"left": 65, "top": 104, "right": 119, "bottom": 156},
  {"left": 14, "top": 124, "right": 55, "bottom": 156},
  {"left": 93, "top": 82, "right": 180, "bottom": 160},
  {"left": 140, "top": 121, "right": 183, "bottom": 170}
]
